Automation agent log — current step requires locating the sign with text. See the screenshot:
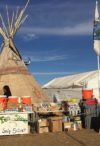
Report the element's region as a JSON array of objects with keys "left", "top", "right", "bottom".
[{"left": 0, "top": 113, "right": 29, "bottom": 135}]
